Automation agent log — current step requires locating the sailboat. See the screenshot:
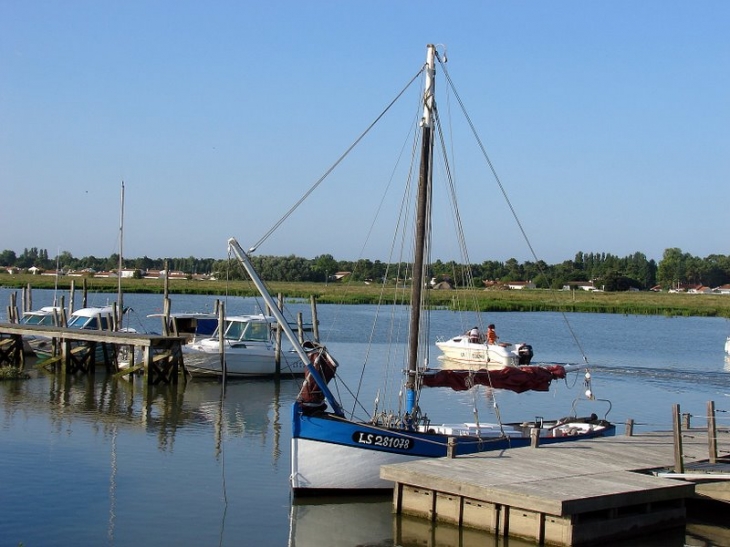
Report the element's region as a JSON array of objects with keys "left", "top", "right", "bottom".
[{"left": 229, "top": 44, "right": 615, "bottom": 493}]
